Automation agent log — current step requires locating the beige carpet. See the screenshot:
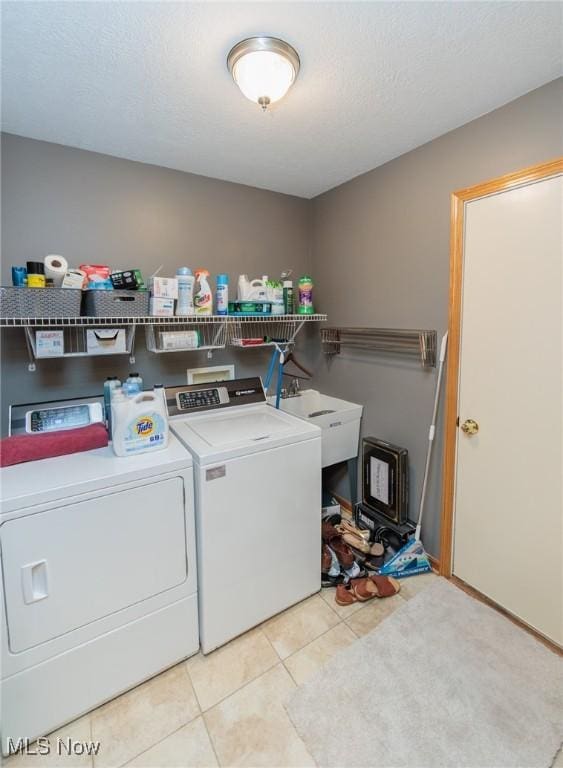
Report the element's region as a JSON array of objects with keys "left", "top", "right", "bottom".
[{"left": 287, "top": 578, "right": 563, "bottom": 768}]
